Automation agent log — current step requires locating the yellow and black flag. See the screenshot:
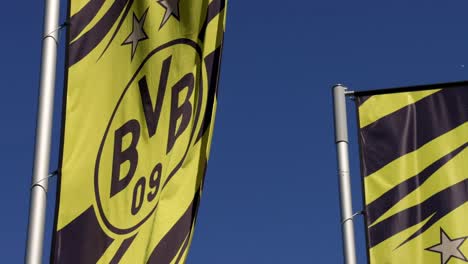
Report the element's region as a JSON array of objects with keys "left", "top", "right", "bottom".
[
  {"left": 51, "top": 0, "right": 226, "bottom": 263},
  {"left": 356, "top": 83, "right": 468, "bottom": 264}
]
